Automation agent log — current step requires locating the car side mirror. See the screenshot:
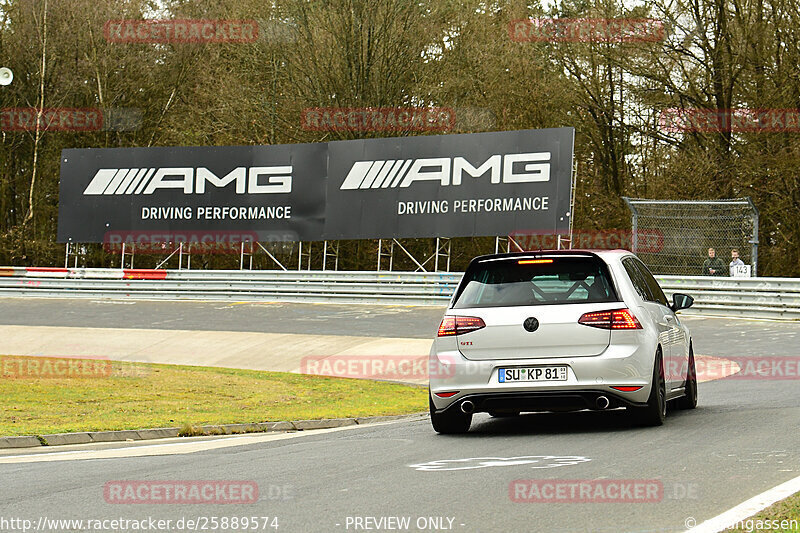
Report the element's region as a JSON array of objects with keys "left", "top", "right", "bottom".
[{"left": 671, "top": 293, "right": 694, "bottom": 312}]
